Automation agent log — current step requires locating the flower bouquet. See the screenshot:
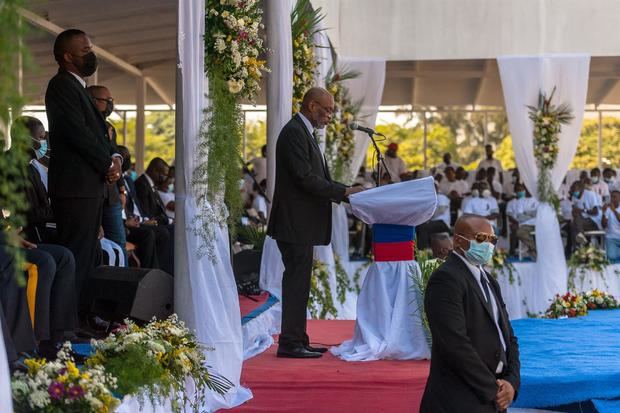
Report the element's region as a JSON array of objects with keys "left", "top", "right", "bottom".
[
  {"left": 12, "top": 343, "right": 119, "bottom": 413},
  {"left": 544, "top": 292, "right": 588, "bottom": 319},
  {"left": 88, "top": 314, "right": 231, "bottom": 413},
  {"left": 567, "top": 245, "right": 611, "bottom": 290},
  {"left": 582, "top": 289, "right": 619, "bottom": 310}
]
